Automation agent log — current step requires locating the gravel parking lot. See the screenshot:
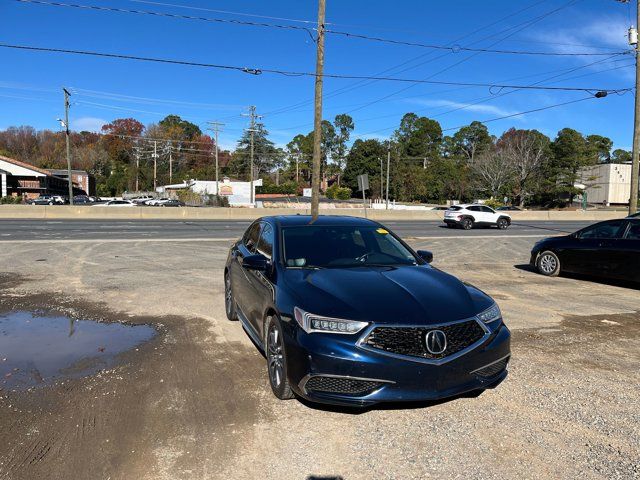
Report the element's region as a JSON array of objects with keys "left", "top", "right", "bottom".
[{"left": 0, "top": 227, "right": 638, "bottom": 480}]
